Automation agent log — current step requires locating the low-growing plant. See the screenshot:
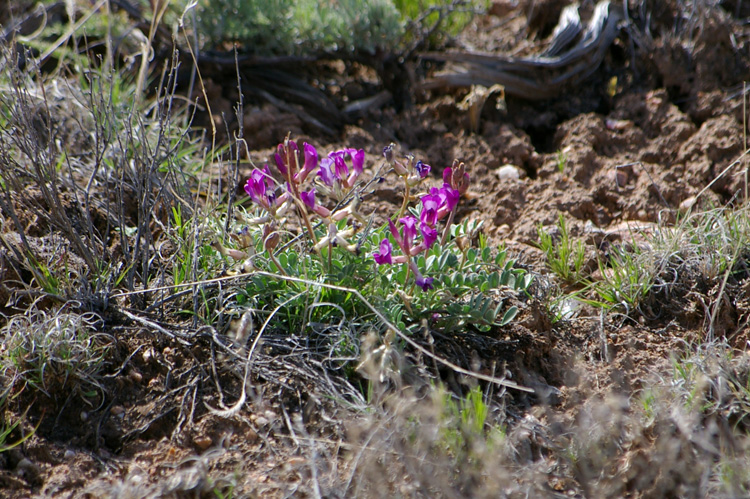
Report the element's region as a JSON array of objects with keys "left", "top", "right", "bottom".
[
  {"left": 1, "top": 310, "right": 112, "bottom": 402},
  {"left": 537, "top": 213, "right": 587, "bottom": 286},
  {"left": 211, "top": 137, "right": 531, "bottom": 349},
  {"left": 588, "top": 244, "right": 653, "bottom": 313}
]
